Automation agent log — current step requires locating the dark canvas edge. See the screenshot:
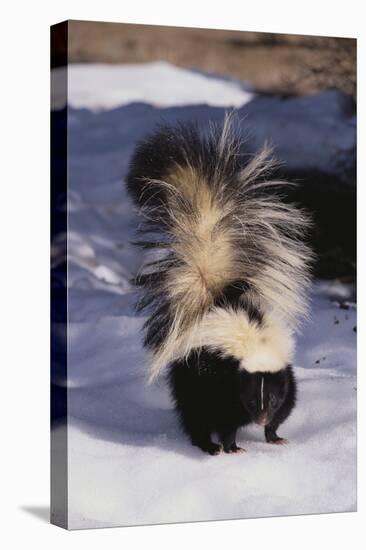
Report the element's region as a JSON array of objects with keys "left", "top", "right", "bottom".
[{"left": 50, "top": 20, "right": 68, "bottom": 530}]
